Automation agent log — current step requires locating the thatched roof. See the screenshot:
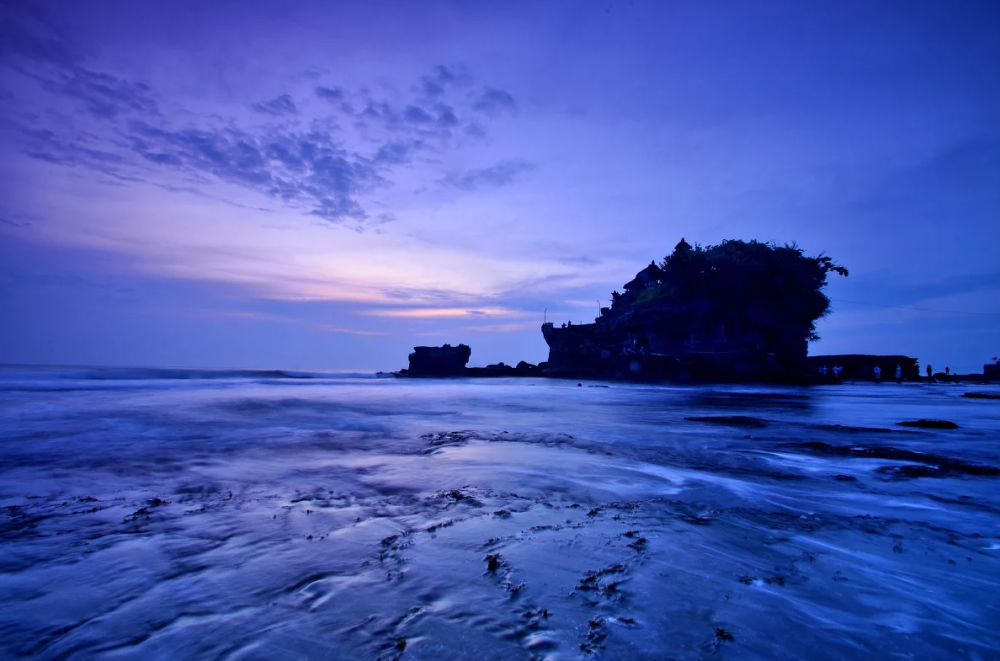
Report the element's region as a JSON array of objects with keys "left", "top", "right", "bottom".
[{"left": 623, "top": 261, "right": 664, "bottom": 291}]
